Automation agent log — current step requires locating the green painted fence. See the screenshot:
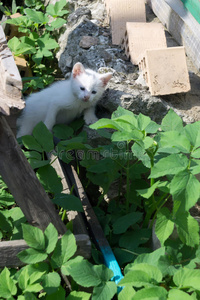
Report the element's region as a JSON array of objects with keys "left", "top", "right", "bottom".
[{"left": 181, "top": 0, "right": 200, "bottom": 23}]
